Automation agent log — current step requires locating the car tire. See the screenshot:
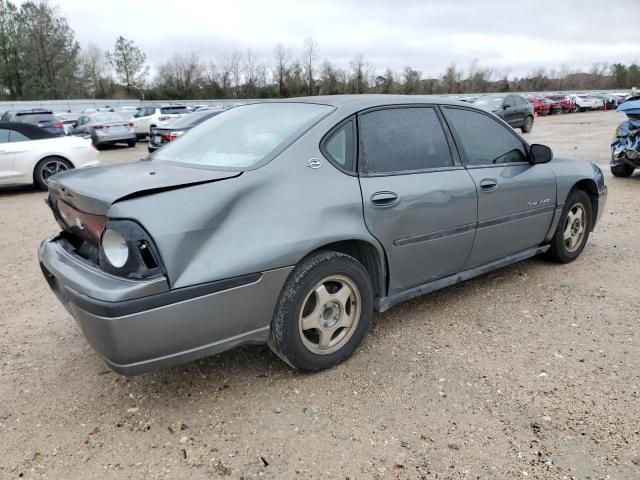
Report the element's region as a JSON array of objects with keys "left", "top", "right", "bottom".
[
  {"left": 611, "top": 163, "right": 635, "bottom": 177},
  {"left": 521, "top": 115, "right": 534, "bottom": 133},
  {"left": 34, "top": 156, "right": 72, "bottom": 190},
  {"left": 545, "top": 189, "right": 592, "bottom": 263},
  {"left": 127, "top": 140, "right": 137, "bottom": 148},
  {"left": 268, "top": 251, "right": 374, "bottom": 371}
]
